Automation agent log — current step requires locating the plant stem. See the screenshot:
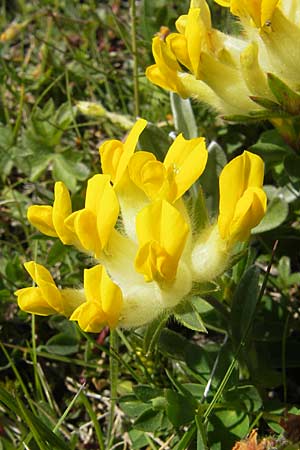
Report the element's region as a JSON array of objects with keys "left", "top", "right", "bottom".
[
  {"left": 130, "top": 0, "right": 140, "bottom": 117},
  {"left": 107, "top": 329, "right": 119, "bottom": 448}
]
